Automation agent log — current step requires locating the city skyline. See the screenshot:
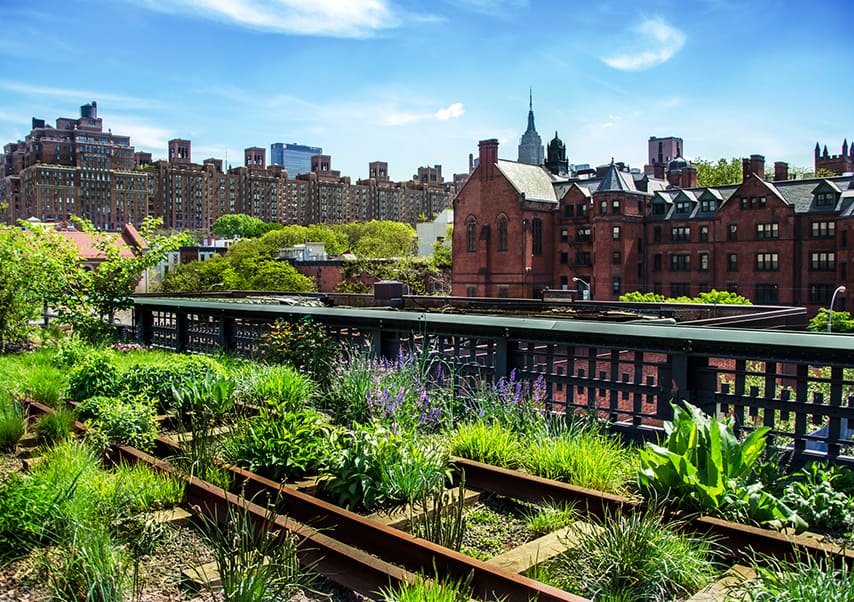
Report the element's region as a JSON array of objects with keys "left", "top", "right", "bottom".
[{"left": 2, "top": 0, "right": 852, "bottom": 182}]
